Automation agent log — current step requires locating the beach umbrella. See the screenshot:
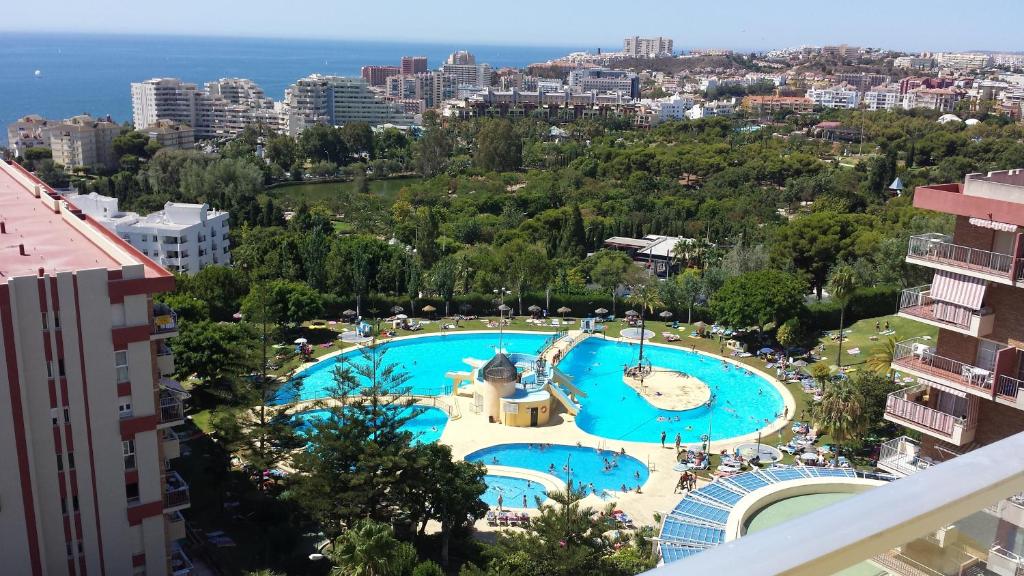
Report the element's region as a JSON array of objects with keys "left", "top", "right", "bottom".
[
  {"left": 343, "top": 309, "right": 356, "bottom": 317},
  {"left": 528, "top": 304, "right": 541, "bottom": 312},
  {"left": 293, "top": 338, "right": 308, "bottom": 344},
  {"left": 232, "top": 312, "right": 243, "bottom": 320},
  {"left": 594, "top": 307, "right": 609, "bottom": 315},
  {"left": 390, "top": 305, "right": 404, "bottom": 314},
  {"left": 498, "top": 304, "right": 511, "bottom": 317},
  {"left": 421, "top": 304, "right": 436, "bottom": 313},
  {"left": 395, "top": 314, "right": 408, "bottom": 320},
  {"left": 557, "top": 306, "right": 572, "bottom": 318},
  {"left": 659, "top": 311, "right": 673, "bottom": 319},
  {"left": 792, "top": 360, "right": 809, "bottom": 368},
  {"left": 800, "top": 452, "right": 818, "bottom": 462},
  {"left": 757, "top": 347, "right": 774, "bottom": 355},
  {"left": 625, "top": 309, "right": 639, "bottom": 316}
]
